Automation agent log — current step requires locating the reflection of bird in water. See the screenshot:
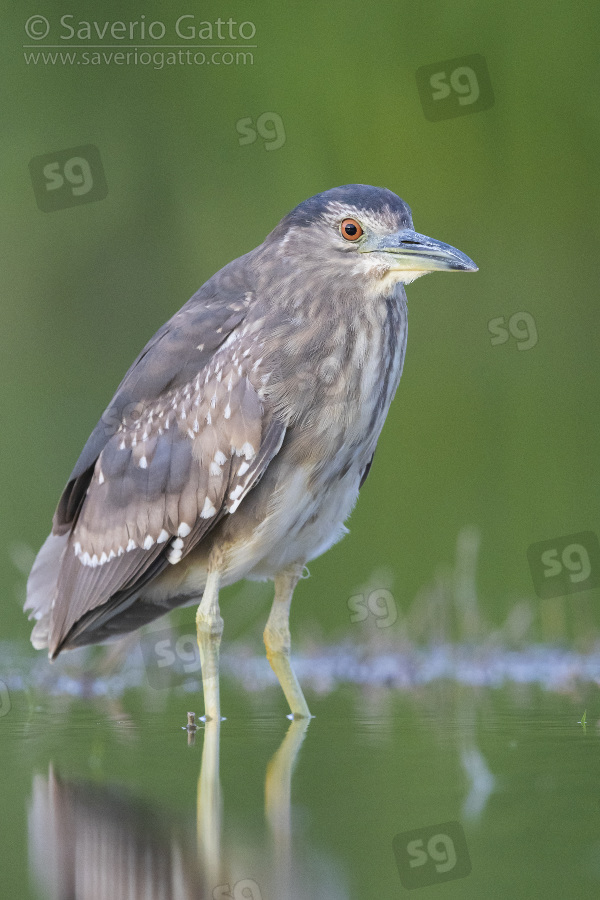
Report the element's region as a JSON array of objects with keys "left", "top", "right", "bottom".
[
  {"left": 28, "top": 720, "right": 349, "bottom": 900},
  {"left": 29, "top": 766, "right": 202, "bottom": 899},
  {"left": 25, "top": 185, "right": 477, "bottom": 720}
]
